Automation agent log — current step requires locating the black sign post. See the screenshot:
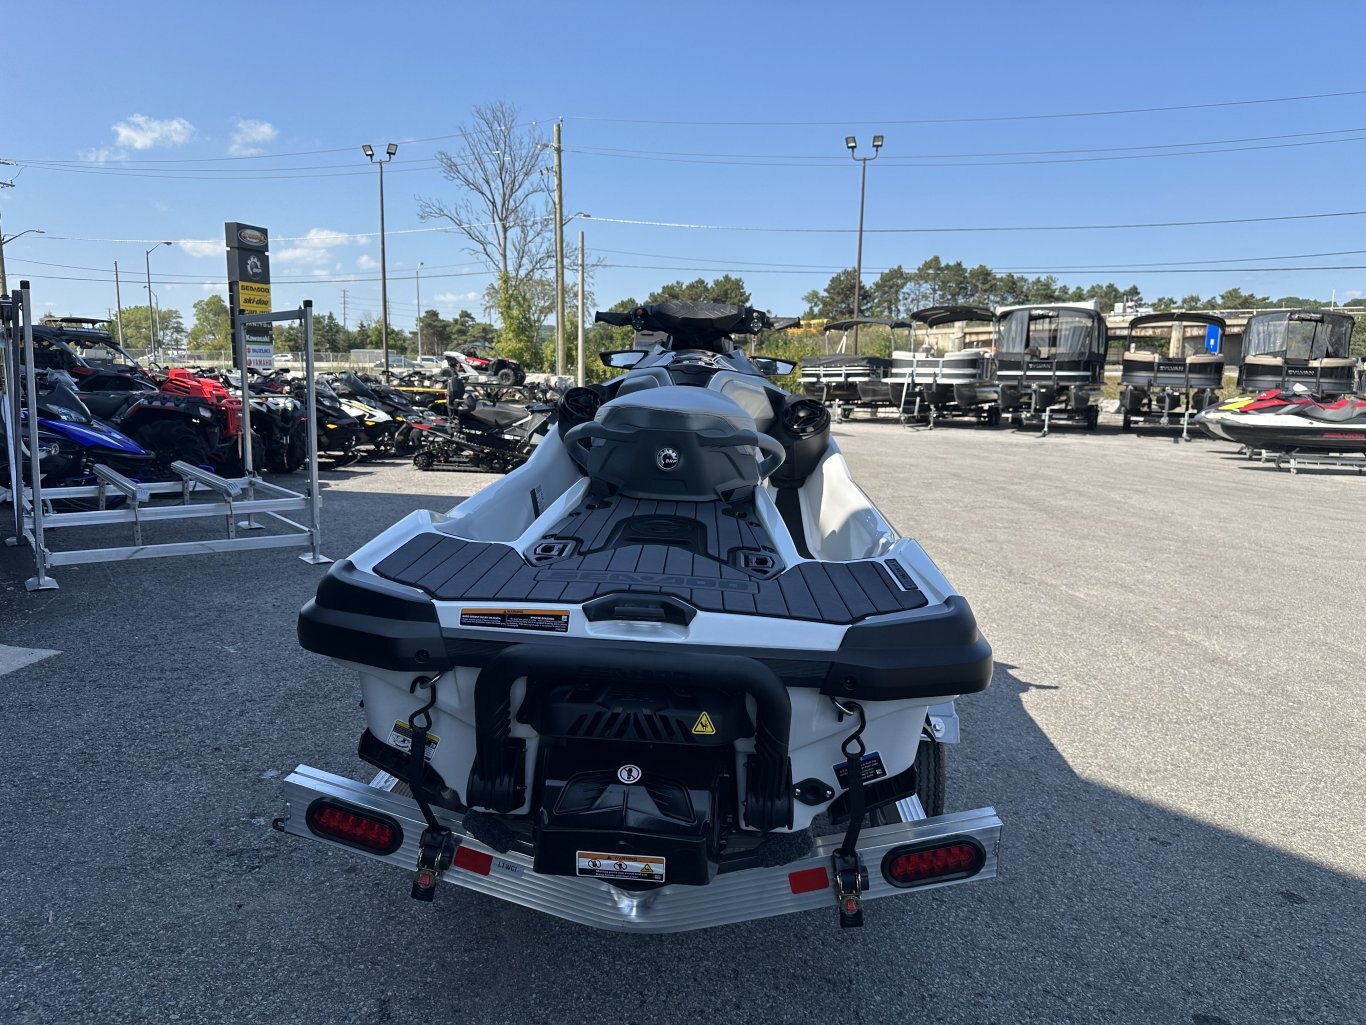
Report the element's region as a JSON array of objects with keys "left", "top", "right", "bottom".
[{"left": 225, "top": 222, "right": 272, "bottom": 368}]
